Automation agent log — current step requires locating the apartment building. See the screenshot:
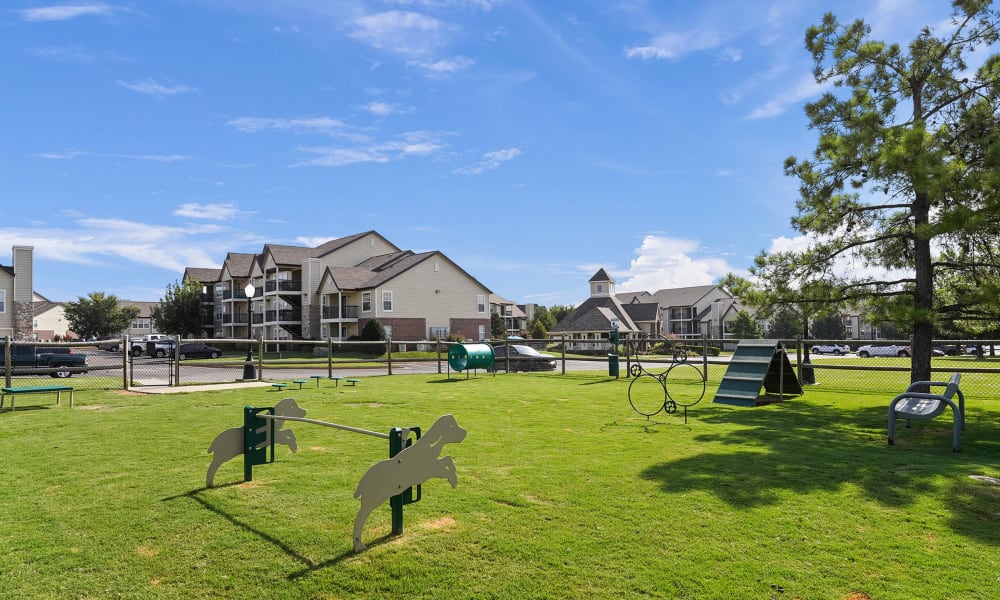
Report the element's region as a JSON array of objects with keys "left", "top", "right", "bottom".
[{"left": 187, "top": 230, "right": 492, "bottom": 342}]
